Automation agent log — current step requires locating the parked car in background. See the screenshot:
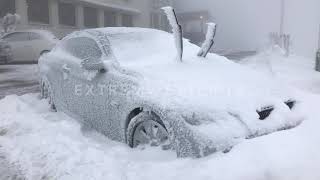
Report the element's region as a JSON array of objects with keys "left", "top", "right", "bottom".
[{"left": 0, "top": 30, "right": 57, "bottom": 63}]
